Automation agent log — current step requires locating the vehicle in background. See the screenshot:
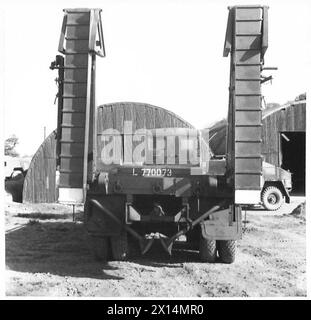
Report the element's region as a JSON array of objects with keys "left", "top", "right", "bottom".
[
  {"left": 4, "top": 156, "right": 29, "bottom": 203},
  {"left": 5, "top": 168, "right": 27, "bottom": 203},
  {"left": 261, "top": 161, "right": 292, "bottom": 211},
  {"left": 209, "top": 157, "right": 292, "bottom": 211}
]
